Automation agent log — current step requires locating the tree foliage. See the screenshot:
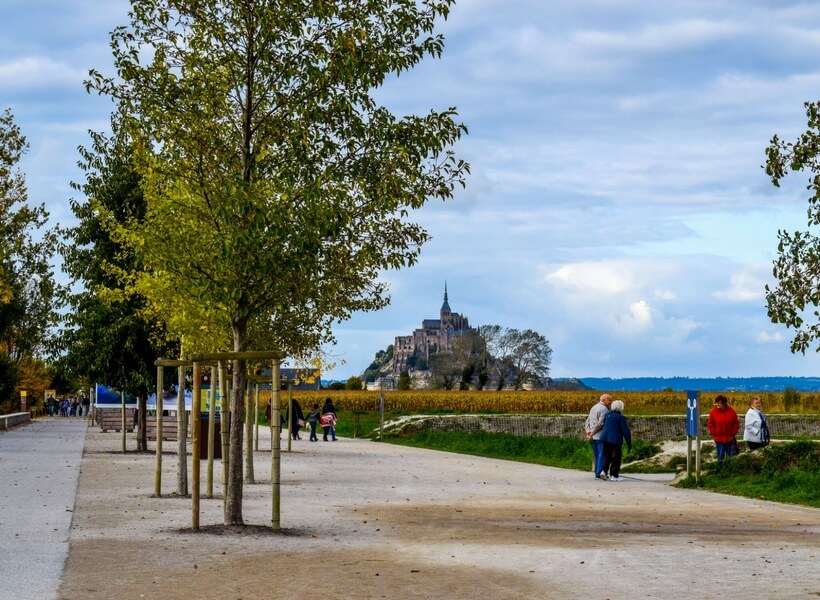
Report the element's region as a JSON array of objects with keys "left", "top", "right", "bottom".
[
  {"left": 0, "top": 109, "right": 60, "bottom": 368},
  {"left": 764, "top": 101, "right": 820, "bottom": 354},
  {"left": 60, "top": 120, "right": 176, "bottom": 449},
  {"left": 90, "top": 0, "right": 468, "bottom": 524},
  {"left": 476, "top": 325, "right": 552, "bottom": 390}
]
